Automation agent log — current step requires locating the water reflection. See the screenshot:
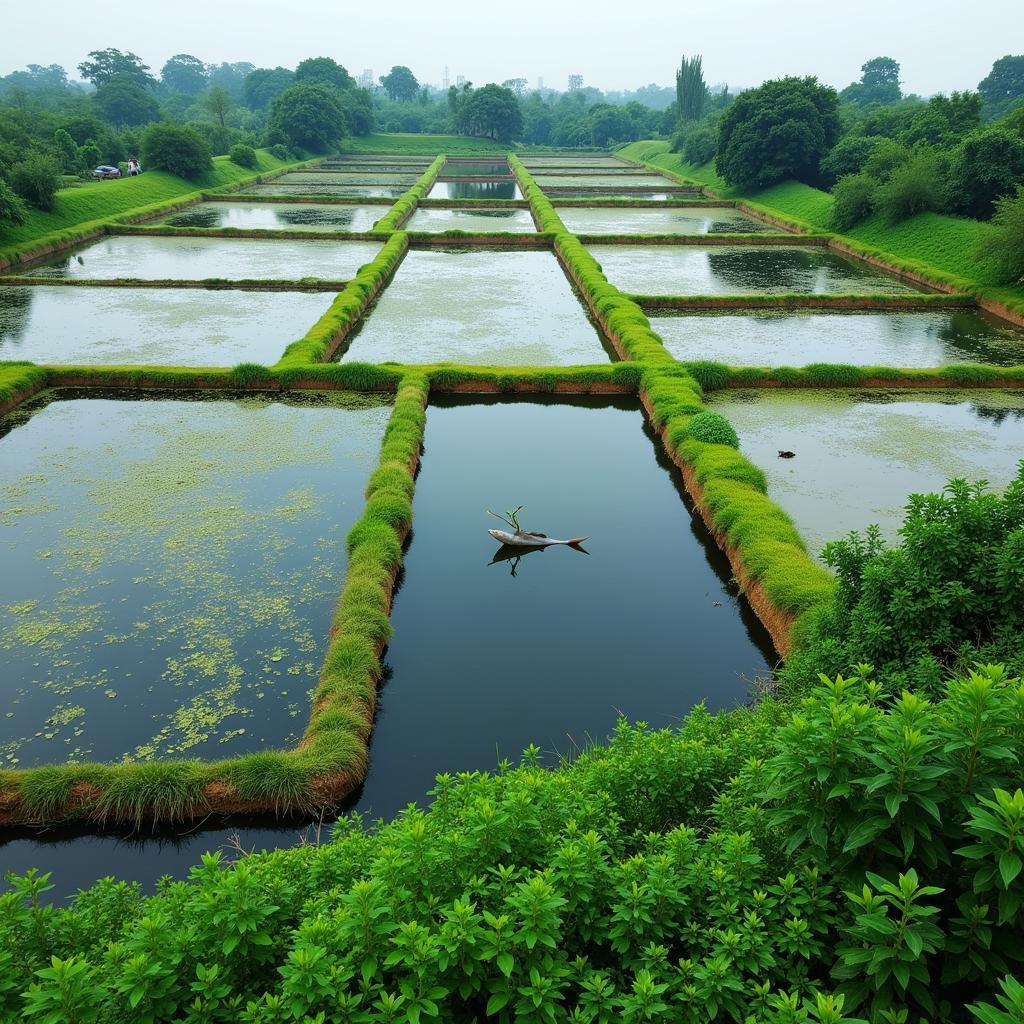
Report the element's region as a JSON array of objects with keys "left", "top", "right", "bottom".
[
  {"left": 0, "top": 286, "right": 33, "bottom": 344},
  {"left": 487, "top": 541, "right": 590, "bottom": 576}
]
